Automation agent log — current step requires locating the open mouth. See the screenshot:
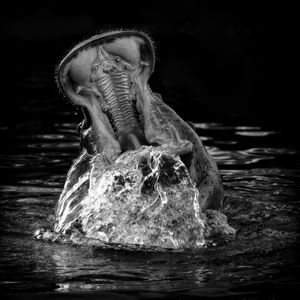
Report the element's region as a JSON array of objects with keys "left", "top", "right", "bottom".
[
  {"left": 56, "top": 30, "right": 155, "bottom": 162},
  {"left": 78, "top": 87, "right": 147, "bottom": 156},
  {"left": 55, "top": 30, "right": 224, "bottom": 214}
]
